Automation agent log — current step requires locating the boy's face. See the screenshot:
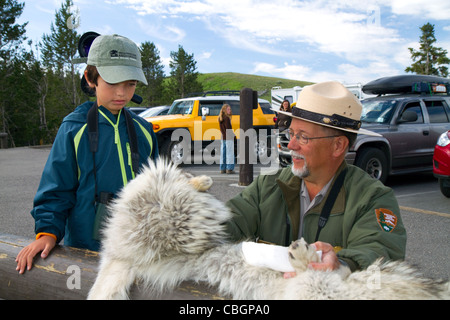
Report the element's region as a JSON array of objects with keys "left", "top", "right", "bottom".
[{"left": 90, "top": 75, "right": 137, "bottom": 114}]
